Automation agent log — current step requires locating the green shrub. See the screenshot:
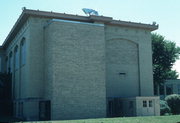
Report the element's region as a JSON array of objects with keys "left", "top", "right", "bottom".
[
  {"left": 165, "top": 94, "right": 180, "bottom": 114},
  {"left": 160, "top": 100, "right": 171, "bottom": 115}
]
